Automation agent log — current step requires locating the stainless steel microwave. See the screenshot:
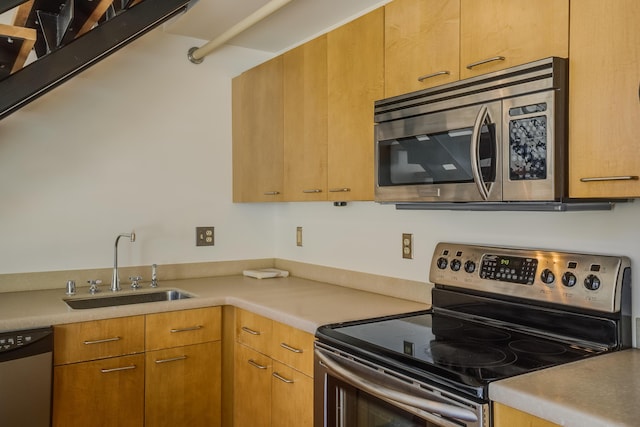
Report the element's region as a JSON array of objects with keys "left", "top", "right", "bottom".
[{"left": 374, "top": 57, "right": 571, "bottom": 208}]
